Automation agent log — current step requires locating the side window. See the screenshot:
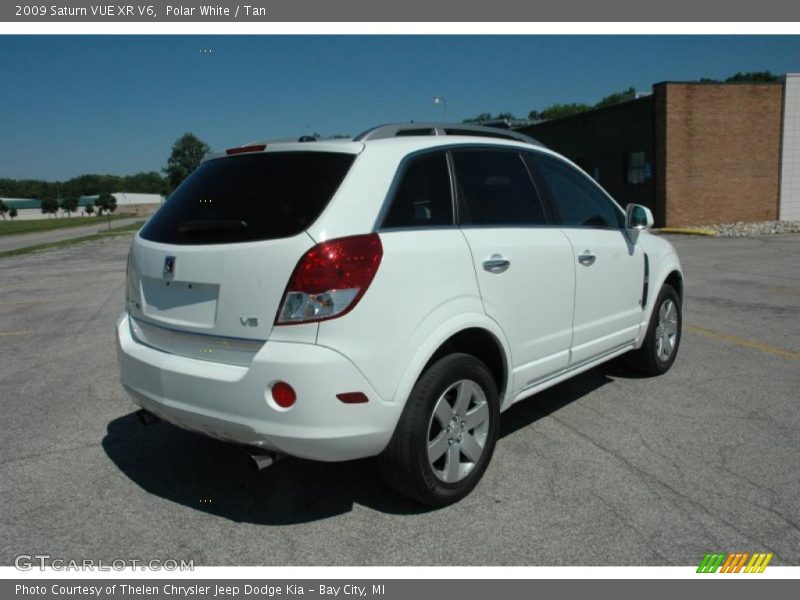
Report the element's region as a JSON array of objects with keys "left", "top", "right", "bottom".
[
  {"left": 532, "top": 156, "right": 624, "bottom": 229},
  {"left": 452, "top": 150, "right": 547, "bottom": 226},
  {"left": 382, "top": 152, "right": 453, "bottom": 229}
]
